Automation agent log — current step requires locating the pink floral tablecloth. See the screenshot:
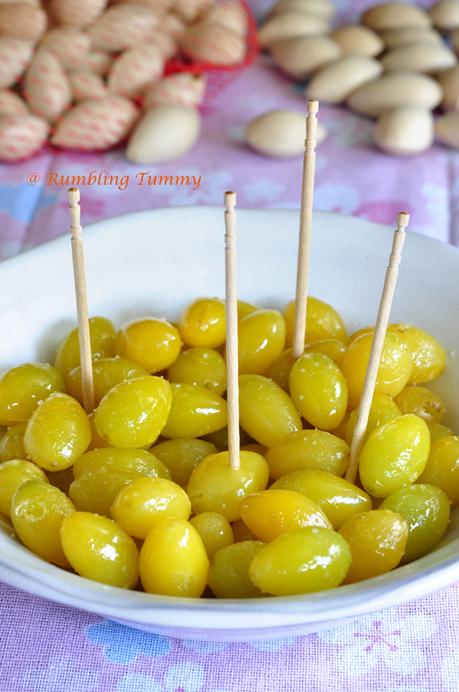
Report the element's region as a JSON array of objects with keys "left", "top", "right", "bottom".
[{"left": 1, "top": 1, "right": 459, "bottom": 690}]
